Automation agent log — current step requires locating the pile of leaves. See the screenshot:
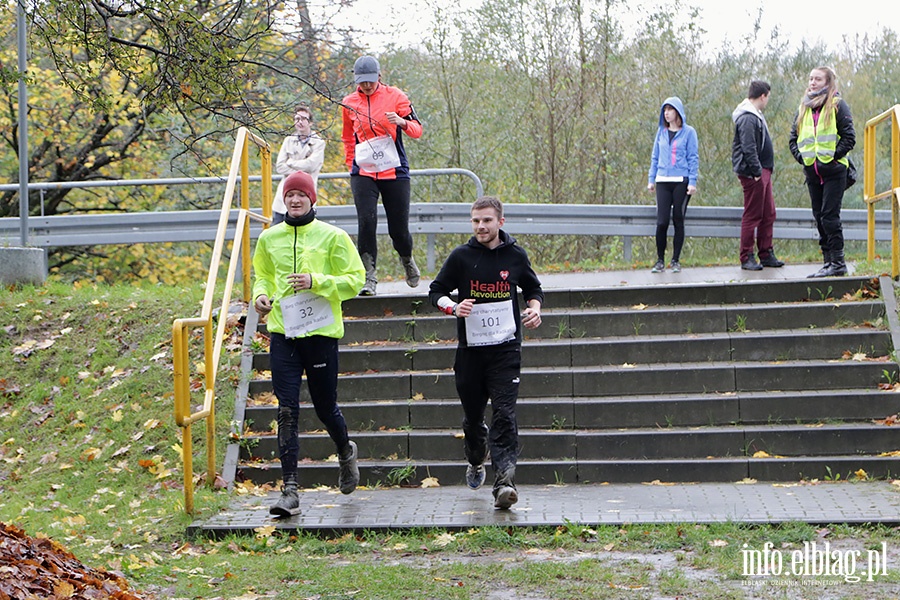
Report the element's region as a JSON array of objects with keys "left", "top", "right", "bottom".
[{"left": 0, "top": 521, "right": 146, "bottom": 599}]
